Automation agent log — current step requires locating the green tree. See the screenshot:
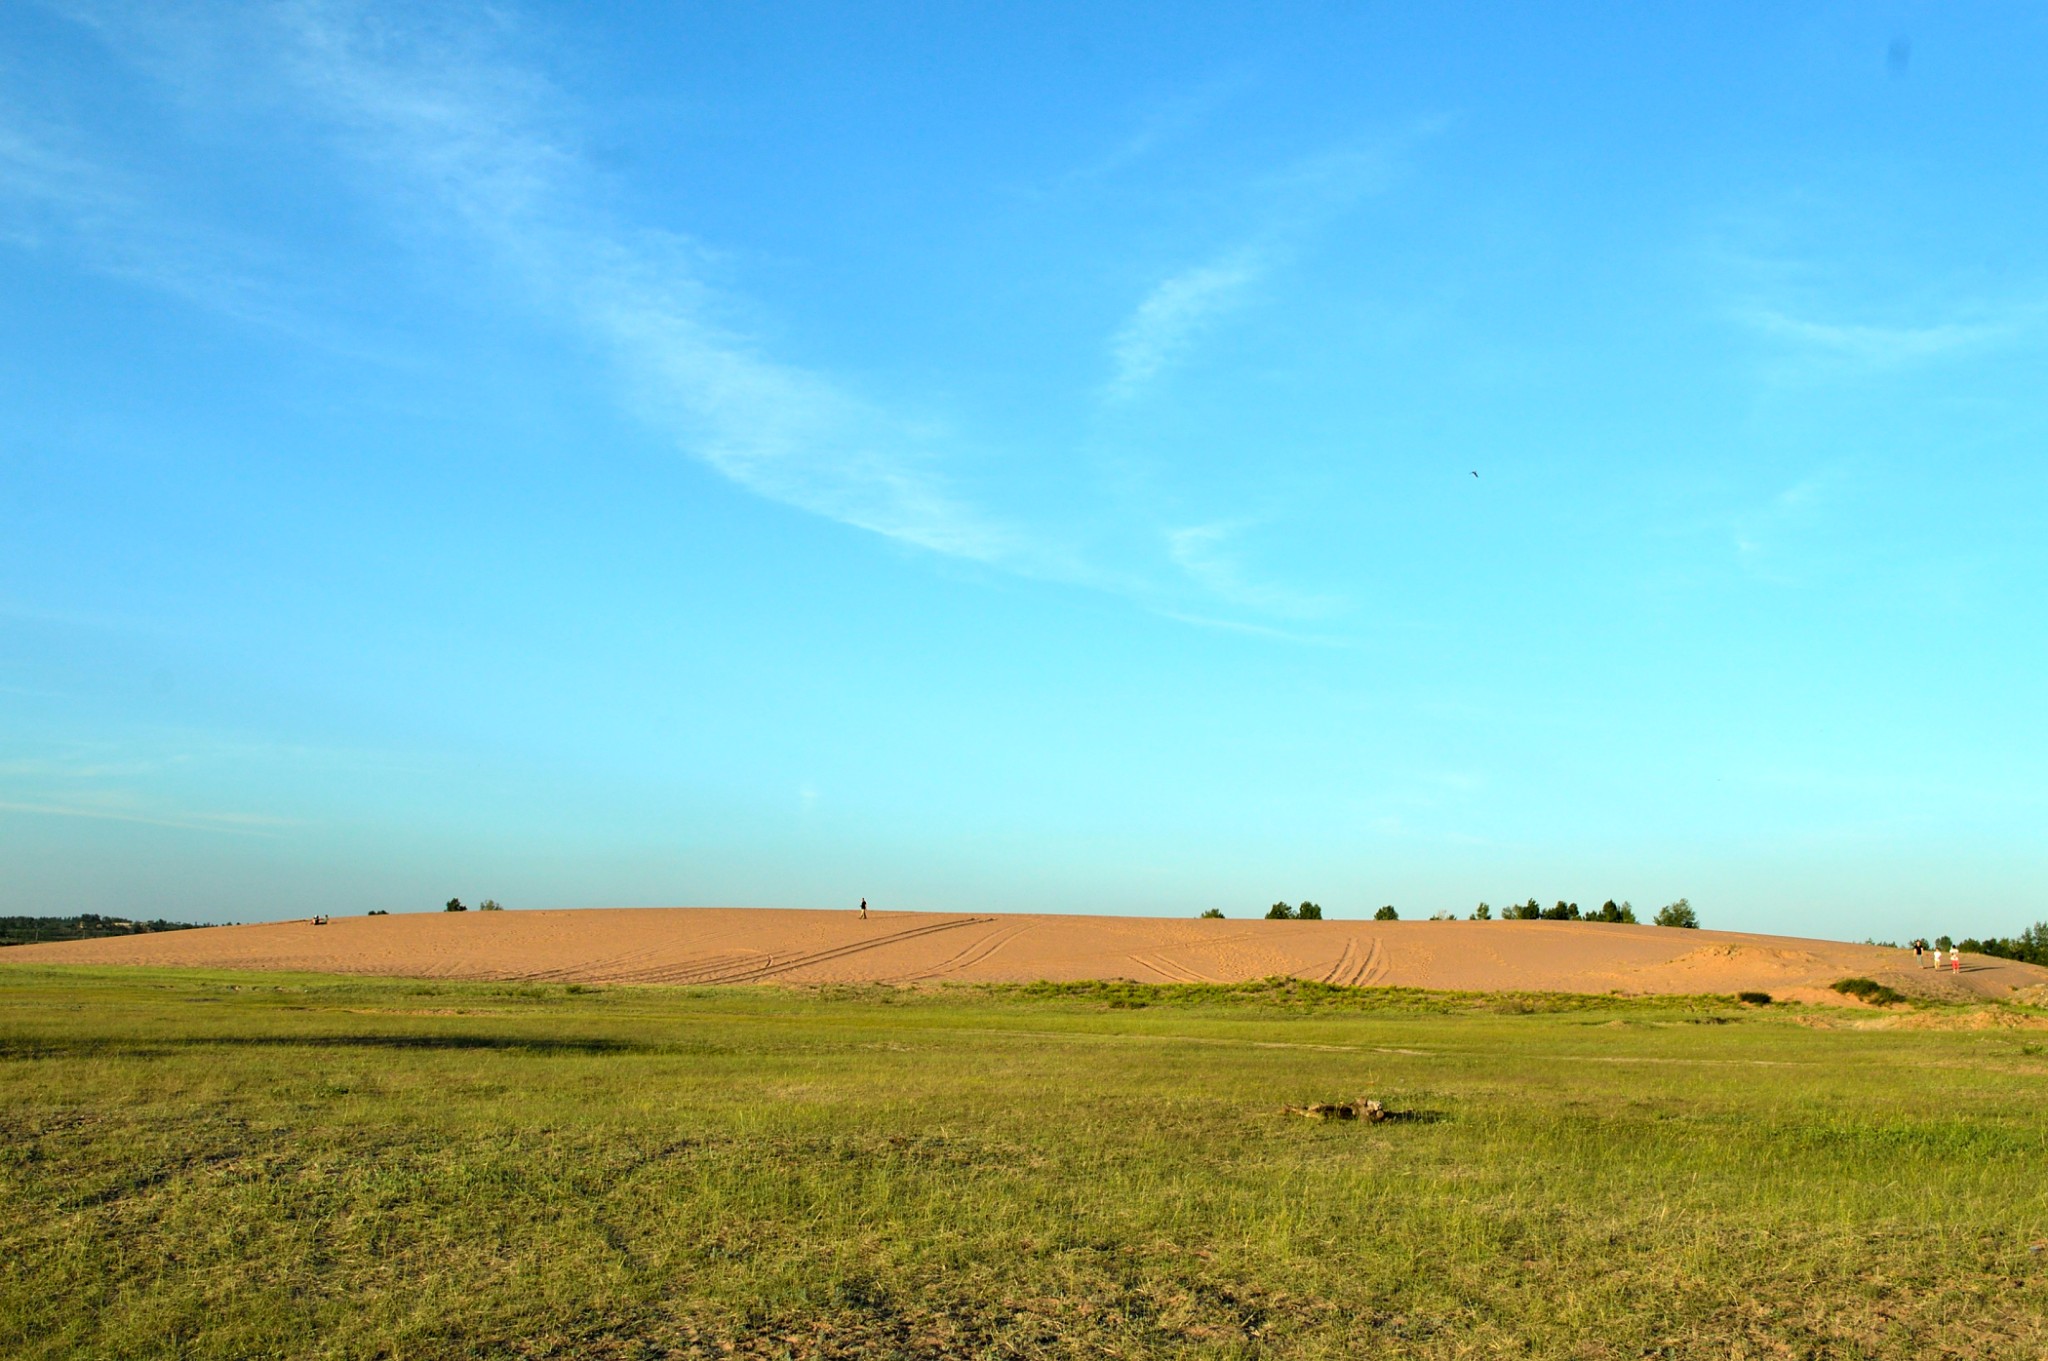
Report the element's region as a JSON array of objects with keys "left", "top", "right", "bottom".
[
  {"left": 1958, "top": 922, "right": 2048, "bottom": 966},
  {"left": 1654, "top": 898, "right": 1699, "bottom": 929},
  {"left": 1471, "top": 903, "right": 1491, "bottom": 920},
  {"left": 444, "top": 898, "right": 467, "bottom": 913},
  {"left": 1503, "top": 898, "right": 1542, "bottom": 920},
  {"left": 1374, "top": 905, "right": 1399, "bottom": 921},
  {"left": 1199, "top": 908, "right": 1224, "bottom": 919},
  {"left": 1265, "top": 902, "right": 1296, "bottom": 920},
  {"left": 479, "top": 900, "right": 504, "bottom": 912},
  {"left": 1296, "top": 901, "right": 1323, "bottom": 920}
]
